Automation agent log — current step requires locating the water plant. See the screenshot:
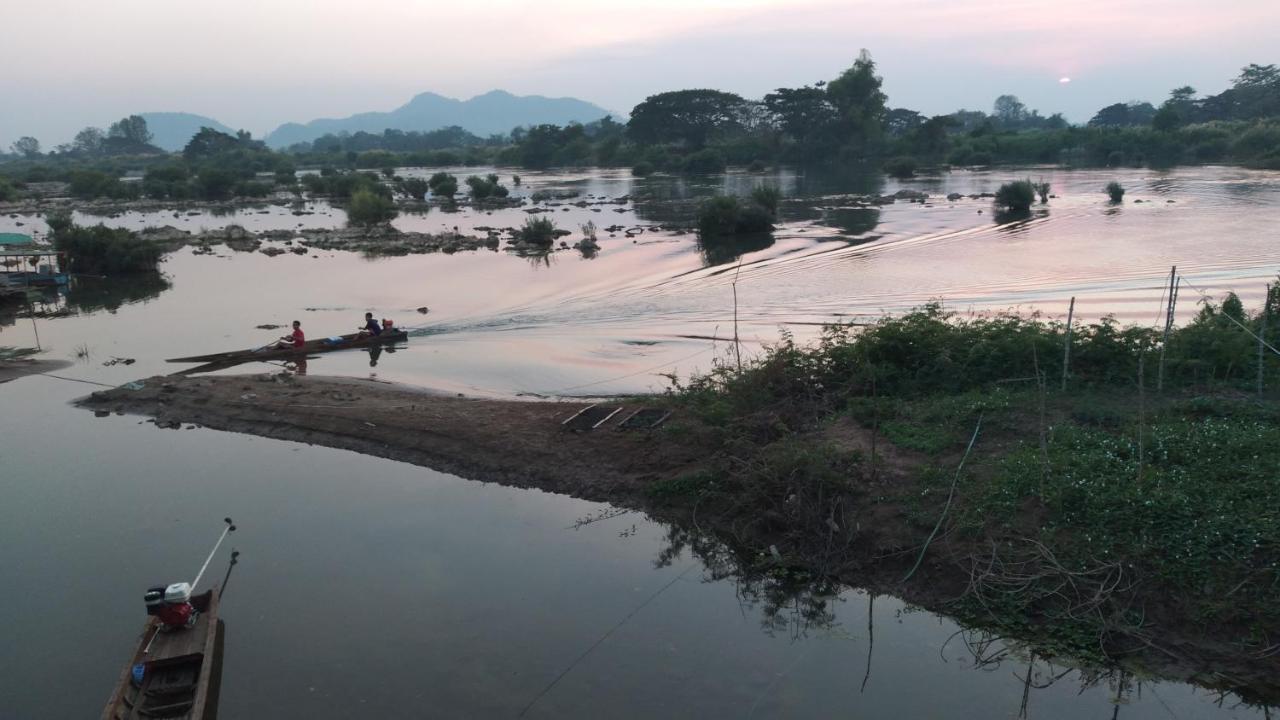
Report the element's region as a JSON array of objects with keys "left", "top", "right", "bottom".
[
  {"left": 994, "top": 180, "right": 1036, "bottom": 212},
  {"left": 1106, "top": 181, "right": 1126, "bottom": 202}
]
